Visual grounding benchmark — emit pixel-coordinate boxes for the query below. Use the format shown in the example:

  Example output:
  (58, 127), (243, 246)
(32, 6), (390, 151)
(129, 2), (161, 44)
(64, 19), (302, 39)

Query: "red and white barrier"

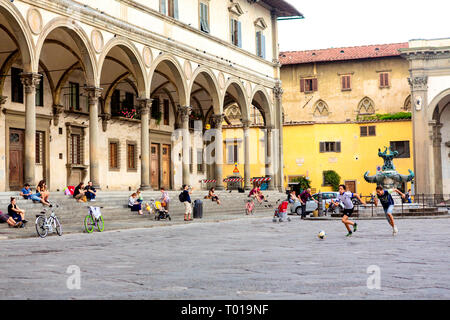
(250, 177), (271, 183)
(199, 179), (217, 183)
(223, 178), (244, 182)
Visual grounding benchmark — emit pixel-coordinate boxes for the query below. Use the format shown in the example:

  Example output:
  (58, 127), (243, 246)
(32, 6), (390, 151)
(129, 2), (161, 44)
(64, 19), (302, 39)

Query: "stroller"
(148, 199), (171, 221)
(272, 200), (291, 222)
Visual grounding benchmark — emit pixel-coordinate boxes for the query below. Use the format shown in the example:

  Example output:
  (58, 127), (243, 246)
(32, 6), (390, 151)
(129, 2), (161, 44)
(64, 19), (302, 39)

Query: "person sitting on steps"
(0, 209), (22, 228)
(7, 197), (27, 227)
(85, 181), (97, 202)
(207, 187), (221, 205)
(128, 193), (143, 215)
(73, 182), (86, 202)
(20, 183), (32, 200)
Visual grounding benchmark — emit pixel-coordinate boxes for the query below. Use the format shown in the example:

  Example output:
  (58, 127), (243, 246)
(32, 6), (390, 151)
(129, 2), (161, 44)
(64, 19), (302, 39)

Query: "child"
(331, 184), (364, 237)
(136, 189), (144, 203)
(374, 186), (402, 235)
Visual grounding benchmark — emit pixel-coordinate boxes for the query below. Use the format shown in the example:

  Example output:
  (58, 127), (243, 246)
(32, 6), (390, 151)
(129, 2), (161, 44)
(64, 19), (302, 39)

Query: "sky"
(278, 0), (450, 52)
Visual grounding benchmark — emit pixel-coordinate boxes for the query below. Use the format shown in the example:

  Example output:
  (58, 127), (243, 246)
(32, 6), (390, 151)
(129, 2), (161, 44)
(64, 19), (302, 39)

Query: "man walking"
(331, 184), (364, 237)
(299, 188), (317, 219)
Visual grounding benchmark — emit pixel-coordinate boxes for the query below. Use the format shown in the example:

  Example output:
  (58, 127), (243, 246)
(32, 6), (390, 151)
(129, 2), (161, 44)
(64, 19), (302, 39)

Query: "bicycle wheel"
(35, 216), (48, 238)
(84, 215), (95, 233)
(55, 217), (63, 236)
(96, 215), (105, 232)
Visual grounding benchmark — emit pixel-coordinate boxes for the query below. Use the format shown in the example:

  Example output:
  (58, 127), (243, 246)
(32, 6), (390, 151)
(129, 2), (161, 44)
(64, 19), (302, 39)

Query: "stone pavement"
(0, 216), (449, 300)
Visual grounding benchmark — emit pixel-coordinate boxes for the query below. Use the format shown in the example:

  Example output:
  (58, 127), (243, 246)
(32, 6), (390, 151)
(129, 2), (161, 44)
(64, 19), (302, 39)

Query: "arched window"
(358, 97), (375, 114)
(313, 100), (330, 117)
(404, 95), (411, 111)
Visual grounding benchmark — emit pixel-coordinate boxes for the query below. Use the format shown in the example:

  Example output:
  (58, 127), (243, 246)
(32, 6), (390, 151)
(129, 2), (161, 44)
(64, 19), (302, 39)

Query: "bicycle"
(84, 206), (104, 233)
(35, 203), (62, 238)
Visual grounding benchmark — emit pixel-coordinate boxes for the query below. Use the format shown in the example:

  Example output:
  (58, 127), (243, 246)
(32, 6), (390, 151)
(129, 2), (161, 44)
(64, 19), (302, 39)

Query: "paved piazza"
(0, 217), (449, 300)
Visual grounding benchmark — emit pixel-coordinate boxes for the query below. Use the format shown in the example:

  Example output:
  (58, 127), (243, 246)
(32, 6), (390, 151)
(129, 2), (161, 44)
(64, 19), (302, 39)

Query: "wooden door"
(151, 143), (159, 189)
(9, 128), (24, 190)
(345, 180), (356, 193)
(162, 144), (171, 189)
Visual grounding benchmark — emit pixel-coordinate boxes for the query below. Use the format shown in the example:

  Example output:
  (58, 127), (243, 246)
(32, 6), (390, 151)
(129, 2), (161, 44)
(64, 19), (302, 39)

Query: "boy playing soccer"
(331, 184), (365, 237)
(374, 186), (403, 235)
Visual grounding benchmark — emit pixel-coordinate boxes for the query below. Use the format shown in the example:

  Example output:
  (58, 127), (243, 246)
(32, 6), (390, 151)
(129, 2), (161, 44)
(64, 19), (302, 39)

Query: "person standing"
(331, 185), (364, 237)
(180, 185), (193, 221)
(299, 188), (317, 219)
(374, 186), (401, 235)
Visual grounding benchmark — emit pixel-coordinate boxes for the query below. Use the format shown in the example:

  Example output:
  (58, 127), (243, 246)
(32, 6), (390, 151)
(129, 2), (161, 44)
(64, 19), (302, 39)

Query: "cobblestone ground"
(0, 217), (449, 300)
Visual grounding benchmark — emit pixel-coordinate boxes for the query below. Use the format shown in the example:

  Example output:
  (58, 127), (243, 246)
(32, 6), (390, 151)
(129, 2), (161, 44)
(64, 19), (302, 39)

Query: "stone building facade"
(0, 0), (302, 191)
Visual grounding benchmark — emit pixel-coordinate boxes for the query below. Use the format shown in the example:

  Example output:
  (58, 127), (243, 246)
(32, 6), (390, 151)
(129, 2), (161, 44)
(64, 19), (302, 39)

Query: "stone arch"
(251, 85), (272, 126)
(223, 77), (249, 120)
(0, 0), (34, 72)
(313, 99), (330, 117)
(35, 17), (97, 86)
(427, 88), (450, 122)
(97, 37), (148, 98)
(188, 66), (221, 114)
(404, 95), (411, 111)
(357, 96), (375, 114)
(148, 54), (188, 107)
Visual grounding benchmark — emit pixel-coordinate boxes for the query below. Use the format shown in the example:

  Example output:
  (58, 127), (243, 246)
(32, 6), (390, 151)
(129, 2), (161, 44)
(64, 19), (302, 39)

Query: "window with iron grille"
(35, 131), (44, 164)
(70, 134), (81, 165)
(127, 143), (137, 171)
(390, 141), (410, 158)
(319, 141), (341, 153)
(109, 141), (120, 170)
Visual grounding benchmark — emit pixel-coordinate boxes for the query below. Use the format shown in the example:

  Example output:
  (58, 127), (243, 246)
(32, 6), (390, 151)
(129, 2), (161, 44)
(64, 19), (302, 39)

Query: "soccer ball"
(318, 230), (326, 239)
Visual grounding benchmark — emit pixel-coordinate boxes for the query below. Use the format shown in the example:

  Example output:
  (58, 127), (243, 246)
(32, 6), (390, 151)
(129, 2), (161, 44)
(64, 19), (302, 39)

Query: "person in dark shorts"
(374, 186), (402, 235)
(331, 185), (364, 237)
(7, 197), (27, 227)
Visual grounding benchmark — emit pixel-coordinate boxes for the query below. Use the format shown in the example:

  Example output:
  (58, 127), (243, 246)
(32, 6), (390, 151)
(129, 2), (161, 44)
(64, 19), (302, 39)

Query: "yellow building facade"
(222, 43), (415, 195)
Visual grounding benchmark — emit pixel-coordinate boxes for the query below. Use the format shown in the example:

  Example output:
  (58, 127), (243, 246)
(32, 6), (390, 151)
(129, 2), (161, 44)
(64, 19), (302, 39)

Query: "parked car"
(289, 192), (340, 215)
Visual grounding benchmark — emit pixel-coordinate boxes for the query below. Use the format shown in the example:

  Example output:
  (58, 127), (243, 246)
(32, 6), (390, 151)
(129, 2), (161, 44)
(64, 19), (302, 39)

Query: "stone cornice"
(26, 0), (277, 88)
(400, 47), (450, 60)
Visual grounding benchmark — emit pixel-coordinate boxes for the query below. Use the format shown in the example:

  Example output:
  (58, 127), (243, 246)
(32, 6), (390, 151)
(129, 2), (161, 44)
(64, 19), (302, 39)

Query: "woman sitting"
(207, 187), (221, 205)
(249, 184), (267, 204)
(36, 180), (50, 203)
(128, 193), (143, 215)
(0, 210), (22, 228)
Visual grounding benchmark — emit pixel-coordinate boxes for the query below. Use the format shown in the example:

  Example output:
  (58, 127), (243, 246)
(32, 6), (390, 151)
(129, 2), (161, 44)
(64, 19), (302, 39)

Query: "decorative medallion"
(218, 72), (225, 89)
(415, 95), (423, 111)
(142, 46), (152, 68)
(27, 8), (43, 35)
(184, 60), (192, 80)
(91, 29), (104, 54)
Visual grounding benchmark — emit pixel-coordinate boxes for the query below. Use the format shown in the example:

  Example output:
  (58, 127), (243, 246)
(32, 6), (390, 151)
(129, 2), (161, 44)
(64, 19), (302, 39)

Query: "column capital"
(241, 119), (251, 129)
(273, 82), (284, 100)
(20, 72), (41, 93)
(408, 76), (428, 91)
(84, 86), (103, 104)
(178, 105), (192, 122)
(210, 113), (225, 129)
(137, 98), (152, 115)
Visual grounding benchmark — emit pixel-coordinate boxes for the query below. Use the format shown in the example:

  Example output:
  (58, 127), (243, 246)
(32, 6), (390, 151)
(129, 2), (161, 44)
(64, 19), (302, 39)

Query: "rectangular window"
(230, 18), (242, 47)
(11, 67), (24, 103)
(151, 98), (160, 119)
(69, 82), (80, 110)
(390, 141), (410, 158)
(111, 89), (121, 116)
(360, 125), (376, 137)
(199, 2), (210, 33)
(70, 134), (81, 165)
(160, 0), (178, 19)
(319, 141), (341, 153)
(127, 143), (136, 170)
(109, 141), (119, 170)
(380, 72), (390, 88)
(227, 143), (239, 164)
(35, 131), (44, 165)
(35, 73), (44, 106)
(341, 75), (351, 91)
(197, 148), (203, 173)
(163, 99), (170, 125)
(300, 78), (318, 93)
(256, 31), (266, 58)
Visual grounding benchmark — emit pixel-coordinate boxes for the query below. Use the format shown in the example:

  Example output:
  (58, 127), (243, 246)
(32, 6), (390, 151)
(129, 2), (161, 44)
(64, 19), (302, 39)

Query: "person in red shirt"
(299, 188), (318, 219)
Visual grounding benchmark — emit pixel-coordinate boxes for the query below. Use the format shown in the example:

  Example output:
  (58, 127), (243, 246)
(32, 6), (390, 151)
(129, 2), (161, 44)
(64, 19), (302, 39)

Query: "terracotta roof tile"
(279, 43), (409, 65)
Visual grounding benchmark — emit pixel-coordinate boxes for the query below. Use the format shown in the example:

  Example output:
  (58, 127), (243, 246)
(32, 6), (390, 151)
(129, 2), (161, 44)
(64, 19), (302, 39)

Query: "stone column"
(273, 82), (284, 192)
(265, 125), (275, 190)
(211, 114), (225, 190)
(85, 86), (103, 189)
(21, 73), (41, 187)
(242, 119), (251, 190)
(430, 121), (443, 196)
(138, 98), (152, 190)
(179, 106), (191, 186)
(408, 76), (430, 194)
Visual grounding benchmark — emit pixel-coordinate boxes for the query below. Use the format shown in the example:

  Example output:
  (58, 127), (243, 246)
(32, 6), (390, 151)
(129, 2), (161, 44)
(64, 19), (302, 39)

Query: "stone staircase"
(0, 190), (287, 239)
